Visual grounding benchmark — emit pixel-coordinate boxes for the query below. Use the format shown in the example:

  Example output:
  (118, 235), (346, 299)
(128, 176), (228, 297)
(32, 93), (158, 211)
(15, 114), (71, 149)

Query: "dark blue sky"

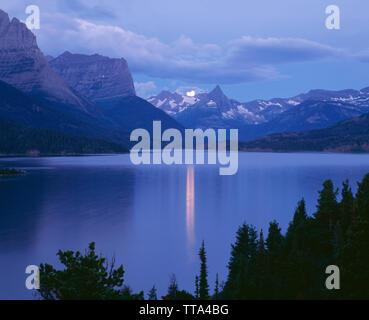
(3, 0), (369, 100)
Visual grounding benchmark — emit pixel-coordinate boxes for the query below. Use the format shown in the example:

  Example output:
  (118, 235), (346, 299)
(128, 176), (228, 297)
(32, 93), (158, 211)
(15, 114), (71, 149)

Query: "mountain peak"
(61, 50), (72, 57)
(0, 9), (9, 24)
(157, 90), (174, 97)
(360, 86), (369, 93)
(0, 9), (99, 114)
(208, 85), (230, 108)
(0, 10), (10, 36)
(10, 17), (21, 24)
(148, 90), (184, 105)
(50, 51), (136, 100)
(0, 11), (37, 50)
(210, 85), (224, 95)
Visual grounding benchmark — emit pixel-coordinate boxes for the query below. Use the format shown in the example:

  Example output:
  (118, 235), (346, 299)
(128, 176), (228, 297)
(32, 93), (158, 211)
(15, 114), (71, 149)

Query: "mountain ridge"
(241, 111), (369, 153)
(148, 85), (369, 137)
(49, 51), (136, 102)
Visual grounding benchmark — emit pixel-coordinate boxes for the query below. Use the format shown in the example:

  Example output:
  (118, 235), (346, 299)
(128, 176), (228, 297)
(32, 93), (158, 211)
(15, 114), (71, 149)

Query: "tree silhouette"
(198, 241), (209, 299)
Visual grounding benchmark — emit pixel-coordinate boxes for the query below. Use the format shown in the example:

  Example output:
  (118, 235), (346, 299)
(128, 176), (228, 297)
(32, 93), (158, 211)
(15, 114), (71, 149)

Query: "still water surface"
(1, 152), (369, 299)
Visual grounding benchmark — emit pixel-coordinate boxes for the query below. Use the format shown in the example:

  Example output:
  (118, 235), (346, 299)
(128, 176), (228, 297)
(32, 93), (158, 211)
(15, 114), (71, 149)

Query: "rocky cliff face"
(50, 52), (136, 102)
(0, 9), (98, 115)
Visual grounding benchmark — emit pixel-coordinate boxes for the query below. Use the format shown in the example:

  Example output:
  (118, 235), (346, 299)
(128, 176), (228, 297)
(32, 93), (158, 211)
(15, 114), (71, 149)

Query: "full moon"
(186, 90), (195, 97)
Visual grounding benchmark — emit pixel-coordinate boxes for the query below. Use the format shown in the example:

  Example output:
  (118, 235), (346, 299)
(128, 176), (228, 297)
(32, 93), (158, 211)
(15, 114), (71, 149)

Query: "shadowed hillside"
(241, 112), (369, 153)
(0, 117), (127, 155)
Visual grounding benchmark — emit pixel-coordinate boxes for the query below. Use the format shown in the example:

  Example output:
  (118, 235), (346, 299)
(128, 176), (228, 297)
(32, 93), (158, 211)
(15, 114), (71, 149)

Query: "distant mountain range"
(148, 85), (266, 128)
(241, 111), (369, 153)
(238, 99), (367, 141)
(148, 85), (369, 141)
(0, 7), (369, 155)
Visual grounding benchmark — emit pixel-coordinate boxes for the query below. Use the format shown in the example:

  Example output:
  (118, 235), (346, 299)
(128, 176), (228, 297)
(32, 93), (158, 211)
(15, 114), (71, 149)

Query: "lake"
(1, 152), (369, 299)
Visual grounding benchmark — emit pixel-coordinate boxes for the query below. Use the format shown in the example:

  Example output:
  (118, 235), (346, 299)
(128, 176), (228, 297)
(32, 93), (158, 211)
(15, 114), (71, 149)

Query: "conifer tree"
(258, 229), (265, 252)
(356, 173), (369, 218)
(341, 215), (369, 298)
(198, 241), (209, 299)
(333, 221), (344, 260)
(214, 273), (219, 300)
(148, 285), (157, 300)
(224, 223), (259, 299)
(195, 275), (199, 299)
(224, 223), (250, 298)
(315, 180), (339, 228)
(312, 180), (339, 259)
(253, 229), (269, 298)
(340, 180), (354, 232)
(167, 274), (178, 300)
(284, 199), (313, 298)
(340, 174), (369, 298)
(38, 242), (144, 300)
(285, 198), (309, 253)
(266, 220), (285, 298)
(266, 220), (284, 257)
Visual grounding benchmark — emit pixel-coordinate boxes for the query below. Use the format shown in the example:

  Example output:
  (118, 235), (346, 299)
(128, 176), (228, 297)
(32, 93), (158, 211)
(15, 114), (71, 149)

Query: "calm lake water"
(1, 152), (369, 299)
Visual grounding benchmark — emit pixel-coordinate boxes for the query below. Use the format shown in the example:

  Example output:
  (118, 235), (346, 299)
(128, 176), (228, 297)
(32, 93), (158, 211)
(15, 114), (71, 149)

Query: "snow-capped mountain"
(148, 85), (369, 130)
(147, 90), (199, 116)
(148, 85), (267, 128)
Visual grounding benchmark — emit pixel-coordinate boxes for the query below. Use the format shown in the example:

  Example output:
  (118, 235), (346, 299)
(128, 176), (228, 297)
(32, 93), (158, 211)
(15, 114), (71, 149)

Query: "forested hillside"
(0, 117), (127, 155)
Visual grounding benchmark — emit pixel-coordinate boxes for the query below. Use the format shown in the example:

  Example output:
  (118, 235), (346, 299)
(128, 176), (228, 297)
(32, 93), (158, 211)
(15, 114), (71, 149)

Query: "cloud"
(226, 36), (345, 66)
(355, 50), (369, 63)
(37, 15), (347, 85)
(175, 86), (206, 95)
(134, 81), (157, 98)
(56, 0), (117, 20)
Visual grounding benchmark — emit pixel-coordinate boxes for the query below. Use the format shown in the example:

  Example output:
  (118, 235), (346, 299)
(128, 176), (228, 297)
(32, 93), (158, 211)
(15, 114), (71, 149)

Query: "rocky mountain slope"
(0, 10), (99, 116)
(49, 51), (183, 135)
(50, 51), (136, 102)
(96, 95), (184, 135)
(0, 79), (129, 144)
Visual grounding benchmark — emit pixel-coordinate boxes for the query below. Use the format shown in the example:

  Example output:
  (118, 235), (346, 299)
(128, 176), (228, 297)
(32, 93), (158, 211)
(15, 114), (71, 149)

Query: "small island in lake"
(0, 168), (27, 177)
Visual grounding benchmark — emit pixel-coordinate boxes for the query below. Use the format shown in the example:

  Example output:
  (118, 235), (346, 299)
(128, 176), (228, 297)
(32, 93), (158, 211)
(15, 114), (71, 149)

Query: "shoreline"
(0, 168), (27, 177)
(2, 150), (369, 159)
(0, 152), (128, 158)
